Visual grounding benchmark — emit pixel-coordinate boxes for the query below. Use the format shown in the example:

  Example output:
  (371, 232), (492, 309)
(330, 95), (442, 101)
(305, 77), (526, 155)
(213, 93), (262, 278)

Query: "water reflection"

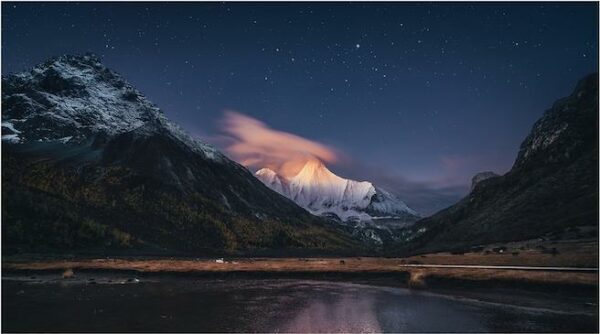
(283, 295), (382, 333)
(278, 282), (488, 332)
(2, 276), (596, 332)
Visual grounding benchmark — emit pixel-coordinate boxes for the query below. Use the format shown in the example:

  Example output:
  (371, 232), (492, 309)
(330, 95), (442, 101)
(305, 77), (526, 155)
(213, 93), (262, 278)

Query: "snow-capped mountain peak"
(255, 158), (419, 223)
(2, 54), (222, 161)
(288, 158), (374, 213)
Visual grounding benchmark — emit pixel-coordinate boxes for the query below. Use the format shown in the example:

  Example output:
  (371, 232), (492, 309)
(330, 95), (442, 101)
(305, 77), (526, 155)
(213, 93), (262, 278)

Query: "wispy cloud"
(218, 111), (339, 177)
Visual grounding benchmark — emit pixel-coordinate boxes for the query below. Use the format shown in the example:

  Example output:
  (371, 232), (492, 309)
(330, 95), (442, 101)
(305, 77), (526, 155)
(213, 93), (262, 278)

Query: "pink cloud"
(219, 111), (339, 177)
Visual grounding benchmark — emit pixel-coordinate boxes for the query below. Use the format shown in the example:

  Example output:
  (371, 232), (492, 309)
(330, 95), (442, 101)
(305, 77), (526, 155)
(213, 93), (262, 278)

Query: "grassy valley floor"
(4, 239), (598, 287)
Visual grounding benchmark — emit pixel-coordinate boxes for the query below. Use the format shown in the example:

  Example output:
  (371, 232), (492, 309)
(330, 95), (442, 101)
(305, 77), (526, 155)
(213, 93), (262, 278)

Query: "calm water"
(2, 274), (597, 332)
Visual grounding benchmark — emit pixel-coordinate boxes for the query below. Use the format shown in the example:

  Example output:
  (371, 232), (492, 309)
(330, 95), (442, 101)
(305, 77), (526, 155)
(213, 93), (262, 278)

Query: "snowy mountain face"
(255, 159), (419, 223)
(1, 54), (221, 161)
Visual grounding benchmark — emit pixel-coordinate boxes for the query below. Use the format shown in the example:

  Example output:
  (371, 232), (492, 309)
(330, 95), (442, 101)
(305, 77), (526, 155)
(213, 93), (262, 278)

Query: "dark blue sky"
(2, 2), (598, 214)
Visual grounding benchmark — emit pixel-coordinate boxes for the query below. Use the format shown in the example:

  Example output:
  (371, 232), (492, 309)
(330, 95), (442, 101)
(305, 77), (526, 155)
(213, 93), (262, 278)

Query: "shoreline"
(3, 257), (598, 289)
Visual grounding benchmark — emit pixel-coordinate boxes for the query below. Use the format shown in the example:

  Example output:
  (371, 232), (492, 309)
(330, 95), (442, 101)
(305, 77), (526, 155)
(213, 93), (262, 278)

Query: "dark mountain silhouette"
(1, 54), (360, 256)
(399, 73), (598, 254)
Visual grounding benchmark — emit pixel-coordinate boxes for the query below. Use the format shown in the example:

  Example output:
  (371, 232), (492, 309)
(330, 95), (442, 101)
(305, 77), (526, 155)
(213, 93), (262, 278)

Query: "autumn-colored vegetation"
(4, 256), (598, 287)
(2, 149), (360, 256)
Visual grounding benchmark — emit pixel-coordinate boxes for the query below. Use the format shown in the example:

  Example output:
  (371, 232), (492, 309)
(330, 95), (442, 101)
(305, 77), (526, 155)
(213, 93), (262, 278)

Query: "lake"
(2, 273), (597, 332)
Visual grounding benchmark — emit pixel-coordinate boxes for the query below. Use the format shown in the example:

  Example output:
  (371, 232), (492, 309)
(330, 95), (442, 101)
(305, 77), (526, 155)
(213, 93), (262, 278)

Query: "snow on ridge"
(368, 187), (417, 216)
(159, 117), (224, 161)
(256, 168), (287, 194)
(2, 134), (21, 143)
(2, 120), (21, 134)
(2, 54), (223, 162)
(1, 120), (22, 143)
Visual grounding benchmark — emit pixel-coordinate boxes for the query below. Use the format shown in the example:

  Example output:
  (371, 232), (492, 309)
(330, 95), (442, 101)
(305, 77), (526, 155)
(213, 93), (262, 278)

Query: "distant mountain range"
(397, 73), (598, 254)
(1, 54), (361, 255)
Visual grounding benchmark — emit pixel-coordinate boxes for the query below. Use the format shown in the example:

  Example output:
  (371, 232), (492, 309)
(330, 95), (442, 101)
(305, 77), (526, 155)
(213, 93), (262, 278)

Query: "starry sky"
(2, 2), (598, 215)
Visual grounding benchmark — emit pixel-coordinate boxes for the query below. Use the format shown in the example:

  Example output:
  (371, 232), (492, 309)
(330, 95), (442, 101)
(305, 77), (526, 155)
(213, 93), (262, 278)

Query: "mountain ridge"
(1, 54), (362, 256)
(1, 53), (222, 161)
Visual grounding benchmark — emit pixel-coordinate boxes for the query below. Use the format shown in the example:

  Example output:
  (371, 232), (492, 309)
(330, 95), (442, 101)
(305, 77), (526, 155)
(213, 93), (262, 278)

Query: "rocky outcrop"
(470, 171), (500, 191)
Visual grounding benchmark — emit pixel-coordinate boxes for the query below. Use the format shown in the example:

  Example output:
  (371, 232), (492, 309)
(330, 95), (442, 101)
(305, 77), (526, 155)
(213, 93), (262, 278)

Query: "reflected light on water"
(282, 295), (382, 333)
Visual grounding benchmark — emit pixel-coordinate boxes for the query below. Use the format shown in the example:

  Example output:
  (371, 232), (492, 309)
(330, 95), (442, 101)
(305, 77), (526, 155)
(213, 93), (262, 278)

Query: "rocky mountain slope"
(1, 54), (361, 255)
(399, 73), (598, 254)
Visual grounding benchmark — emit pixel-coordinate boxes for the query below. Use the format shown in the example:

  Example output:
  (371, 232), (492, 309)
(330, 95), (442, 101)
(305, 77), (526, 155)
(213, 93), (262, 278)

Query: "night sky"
(2, 2), (598, 214)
